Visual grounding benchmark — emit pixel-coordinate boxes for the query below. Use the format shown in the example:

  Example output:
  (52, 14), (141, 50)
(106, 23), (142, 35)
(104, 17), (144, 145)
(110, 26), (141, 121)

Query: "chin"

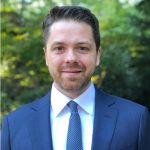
(61, 80), (89, 92)
(62, 84), (81, 91)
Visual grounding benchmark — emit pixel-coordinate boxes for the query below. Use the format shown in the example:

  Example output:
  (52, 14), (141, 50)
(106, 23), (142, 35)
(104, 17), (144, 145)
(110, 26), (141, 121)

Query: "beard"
(59, 74), (91, 92)
(51, 63), (94, 95)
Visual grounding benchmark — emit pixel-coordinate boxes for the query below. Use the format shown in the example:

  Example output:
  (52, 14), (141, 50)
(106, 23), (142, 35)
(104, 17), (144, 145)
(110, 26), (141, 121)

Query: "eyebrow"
(51, 41), (92, 46)
(51, 42), (65, 45)
(76, 42), (92, 46)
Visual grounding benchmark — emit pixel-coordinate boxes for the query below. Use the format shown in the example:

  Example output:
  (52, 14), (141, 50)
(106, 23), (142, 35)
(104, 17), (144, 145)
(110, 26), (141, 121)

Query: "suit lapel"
(92, 88), (118, 150)
(25, 87), (118, 150)
(28, 92), (53, 150)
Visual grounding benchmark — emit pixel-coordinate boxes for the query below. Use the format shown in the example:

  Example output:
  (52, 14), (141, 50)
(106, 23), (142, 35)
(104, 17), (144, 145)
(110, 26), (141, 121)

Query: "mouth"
(61, 70), (82, 76)
(62, 70), (82, 73)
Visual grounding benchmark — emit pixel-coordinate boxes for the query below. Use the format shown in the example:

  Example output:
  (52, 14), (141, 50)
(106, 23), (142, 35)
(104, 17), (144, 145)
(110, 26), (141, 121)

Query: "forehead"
(47, 20), (95, 44)
(49, 20), (93, 36)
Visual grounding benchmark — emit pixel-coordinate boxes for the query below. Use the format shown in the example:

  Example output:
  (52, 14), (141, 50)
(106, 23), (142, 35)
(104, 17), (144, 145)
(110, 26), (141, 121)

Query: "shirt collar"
(51, 82), (95, 117)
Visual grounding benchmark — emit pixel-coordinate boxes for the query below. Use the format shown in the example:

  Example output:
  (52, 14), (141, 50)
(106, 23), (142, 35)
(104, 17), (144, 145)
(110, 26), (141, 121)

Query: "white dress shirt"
(50, 82), (95, 150)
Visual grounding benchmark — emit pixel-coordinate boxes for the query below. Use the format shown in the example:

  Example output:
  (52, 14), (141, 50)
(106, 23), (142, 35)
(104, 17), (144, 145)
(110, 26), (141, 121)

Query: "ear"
(43, 47), (48, 66)
(43, 47), (46, 53)
(46, 61), (48, 66)
(96, 47), (102, 66)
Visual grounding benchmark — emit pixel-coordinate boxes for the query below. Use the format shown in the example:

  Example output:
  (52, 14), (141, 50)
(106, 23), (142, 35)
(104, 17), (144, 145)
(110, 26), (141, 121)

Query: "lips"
(61, 70), (82, 77)
(60, 64), (84, 76)
(62, 70), (82, 73)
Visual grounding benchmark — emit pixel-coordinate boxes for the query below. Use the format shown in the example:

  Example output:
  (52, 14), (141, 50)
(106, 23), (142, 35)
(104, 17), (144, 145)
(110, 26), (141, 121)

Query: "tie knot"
(67, 101), (78, 112)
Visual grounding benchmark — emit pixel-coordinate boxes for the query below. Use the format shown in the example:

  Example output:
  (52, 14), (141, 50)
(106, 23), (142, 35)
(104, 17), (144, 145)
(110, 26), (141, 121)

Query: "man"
(1, 6), (150, 150)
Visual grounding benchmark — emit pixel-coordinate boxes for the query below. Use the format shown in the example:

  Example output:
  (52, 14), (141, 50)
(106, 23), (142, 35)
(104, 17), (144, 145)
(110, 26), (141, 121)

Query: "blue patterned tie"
(66, 101), (83, 150)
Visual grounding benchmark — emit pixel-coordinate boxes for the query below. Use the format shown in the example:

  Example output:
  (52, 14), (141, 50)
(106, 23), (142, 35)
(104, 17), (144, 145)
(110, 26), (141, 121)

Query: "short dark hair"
(42, 6), (100, 50)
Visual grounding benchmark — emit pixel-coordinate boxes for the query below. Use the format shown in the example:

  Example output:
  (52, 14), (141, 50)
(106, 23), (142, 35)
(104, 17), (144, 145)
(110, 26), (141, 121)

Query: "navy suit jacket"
(1, 87), (150, 150)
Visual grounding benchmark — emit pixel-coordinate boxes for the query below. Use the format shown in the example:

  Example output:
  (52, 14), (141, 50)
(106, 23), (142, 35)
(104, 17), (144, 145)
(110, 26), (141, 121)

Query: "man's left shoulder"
(113, 94), (146, 111)
(96, 87), (148, 113)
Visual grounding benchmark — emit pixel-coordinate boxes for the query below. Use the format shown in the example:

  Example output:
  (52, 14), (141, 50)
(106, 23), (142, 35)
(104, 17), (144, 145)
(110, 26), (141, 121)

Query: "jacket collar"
(91, 87), (118, 150)
(29, 87), (118, 150)
(29, 92), (53, 150)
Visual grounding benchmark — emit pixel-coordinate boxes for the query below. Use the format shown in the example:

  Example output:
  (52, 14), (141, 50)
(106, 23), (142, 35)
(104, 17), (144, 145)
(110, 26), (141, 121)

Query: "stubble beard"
(62, 77), (90, 91)
(51, 63), (95, 97)
(54, 74), (92, 98)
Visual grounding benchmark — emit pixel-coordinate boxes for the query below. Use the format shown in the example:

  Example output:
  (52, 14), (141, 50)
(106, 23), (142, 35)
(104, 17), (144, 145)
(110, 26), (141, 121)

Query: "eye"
(78, 46), (89, 52)
(53, 46), (65, 52)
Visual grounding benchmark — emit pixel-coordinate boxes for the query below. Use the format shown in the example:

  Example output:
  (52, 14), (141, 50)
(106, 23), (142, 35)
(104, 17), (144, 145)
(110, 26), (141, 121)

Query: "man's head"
(42, 6), (100, 50)
(43, 6), (101, 98)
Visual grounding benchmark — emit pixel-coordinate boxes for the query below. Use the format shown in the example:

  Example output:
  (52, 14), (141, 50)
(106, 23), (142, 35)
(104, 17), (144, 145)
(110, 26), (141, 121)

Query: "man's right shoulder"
(4, 91), (51, 121)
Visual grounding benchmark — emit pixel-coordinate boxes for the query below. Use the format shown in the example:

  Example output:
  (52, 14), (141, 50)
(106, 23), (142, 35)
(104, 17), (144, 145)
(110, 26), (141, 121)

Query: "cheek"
(46, 53), (60, 65)
(82, 56), (97, 68)
(47, 57), (63, 72)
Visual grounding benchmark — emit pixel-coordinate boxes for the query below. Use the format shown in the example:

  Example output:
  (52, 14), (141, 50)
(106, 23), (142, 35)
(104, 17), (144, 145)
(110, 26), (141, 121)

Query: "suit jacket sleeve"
(138, 108), (150, 150)
(1, 116), (11, 150)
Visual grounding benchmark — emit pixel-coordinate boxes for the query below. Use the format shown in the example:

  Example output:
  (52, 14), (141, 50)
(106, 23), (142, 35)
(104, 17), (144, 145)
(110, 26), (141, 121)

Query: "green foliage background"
(1, 0), (150, 117)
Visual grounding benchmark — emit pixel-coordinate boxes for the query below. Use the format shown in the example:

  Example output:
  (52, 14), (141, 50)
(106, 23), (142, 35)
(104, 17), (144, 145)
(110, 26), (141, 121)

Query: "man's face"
(45, 20), (100, 96)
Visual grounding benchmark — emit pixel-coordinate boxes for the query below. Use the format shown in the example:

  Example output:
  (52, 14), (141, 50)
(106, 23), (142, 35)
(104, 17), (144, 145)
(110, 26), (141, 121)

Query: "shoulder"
(95, 87), (148, 114)
(95, 87), (150, 132)
(3, 92), (51, 122)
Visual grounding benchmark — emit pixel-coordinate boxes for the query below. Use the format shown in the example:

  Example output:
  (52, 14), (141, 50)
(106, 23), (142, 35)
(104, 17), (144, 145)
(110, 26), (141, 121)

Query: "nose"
(65, 50), (78, 63)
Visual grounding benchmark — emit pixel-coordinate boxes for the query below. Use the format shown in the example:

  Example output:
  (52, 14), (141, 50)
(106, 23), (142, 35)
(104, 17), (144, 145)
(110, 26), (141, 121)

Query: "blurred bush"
(1, 0), (150, 118)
